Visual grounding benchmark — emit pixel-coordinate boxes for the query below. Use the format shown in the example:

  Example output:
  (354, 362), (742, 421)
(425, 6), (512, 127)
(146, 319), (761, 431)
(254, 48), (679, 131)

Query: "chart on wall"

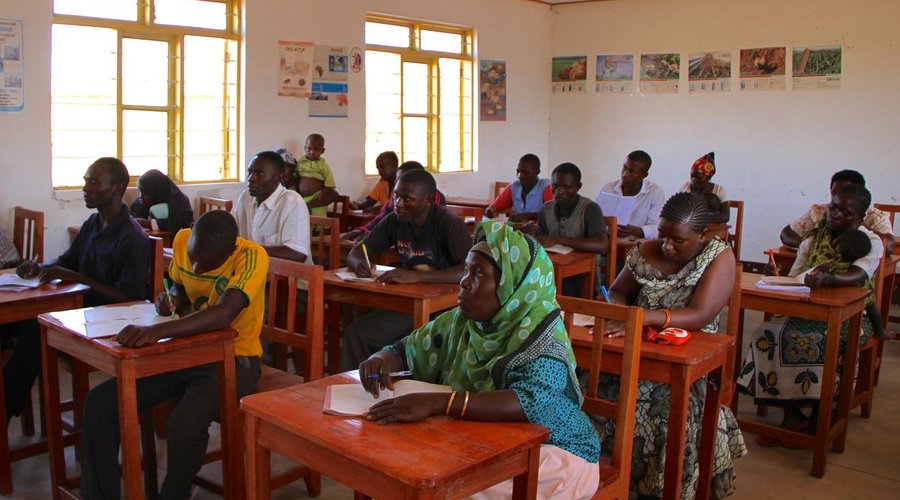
(595, 55), (634, 94)
(639, 53), (680, 93)
(739, 47), (785, 91)
(479, 59), (506, 121)
(792, 45), (841, 91)
(688, 51), (731, 93)
(552, 56), (587, 93)
(278, 40), (314, 97)
(309, 45), (349, 118)
(0, 17), (24, 112)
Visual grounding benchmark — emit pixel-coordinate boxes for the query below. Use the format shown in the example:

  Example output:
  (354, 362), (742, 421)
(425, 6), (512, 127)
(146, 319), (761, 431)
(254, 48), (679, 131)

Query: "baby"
(294, 133), (338, 216)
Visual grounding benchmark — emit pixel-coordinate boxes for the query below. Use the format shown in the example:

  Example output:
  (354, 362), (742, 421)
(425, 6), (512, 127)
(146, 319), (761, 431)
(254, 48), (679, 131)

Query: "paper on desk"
(324, 380), (451, 416)
(84, 303), (160, 323)
(0, 274), (41, 292)
(83, 315), (176, 338)
(755, 278), (810, 294)
(543, 244), (573, 255)
(335, 265), (395, 282)
(596, 192), (637, 223)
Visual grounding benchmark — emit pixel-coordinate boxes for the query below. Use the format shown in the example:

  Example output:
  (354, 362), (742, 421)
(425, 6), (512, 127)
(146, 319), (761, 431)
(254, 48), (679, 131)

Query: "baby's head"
(833, 228), (871, 263)
(304, 133), (325, 161)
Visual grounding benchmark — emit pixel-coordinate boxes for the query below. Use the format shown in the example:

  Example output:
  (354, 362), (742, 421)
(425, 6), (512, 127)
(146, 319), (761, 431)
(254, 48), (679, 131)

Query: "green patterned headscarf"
(397, 221), (576, 392)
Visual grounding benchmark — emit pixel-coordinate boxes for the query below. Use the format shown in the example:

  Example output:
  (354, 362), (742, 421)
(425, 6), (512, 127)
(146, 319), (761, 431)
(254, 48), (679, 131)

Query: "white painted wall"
(548, 0), (900, 260)
(0, 0), (551, 258)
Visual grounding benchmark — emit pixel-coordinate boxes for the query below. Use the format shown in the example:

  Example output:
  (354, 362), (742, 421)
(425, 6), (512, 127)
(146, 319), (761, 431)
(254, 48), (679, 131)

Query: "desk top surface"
(324, 269), (459, 299)
(570, 327), (732, 366)
(240, 371), (548, 487)
(0, 268), (90, 305)
(740, 272), (870, 306)
(547, 251), (597, 266)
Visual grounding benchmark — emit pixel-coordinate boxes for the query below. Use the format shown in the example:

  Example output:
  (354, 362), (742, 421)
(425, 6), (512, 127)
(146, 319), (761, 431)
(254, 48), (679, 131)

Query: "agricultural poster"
(595, 55), (634, 94)
(639, 53), (680, 94)
(793, 45), (842, 91)
(0, 18), (24, 112)
(688, 51), (731, 93)
(278, 40), (314, 97)
(479, 59), (506, 121)
(739, 47), (786, 91)
(552, 56), (587, 94)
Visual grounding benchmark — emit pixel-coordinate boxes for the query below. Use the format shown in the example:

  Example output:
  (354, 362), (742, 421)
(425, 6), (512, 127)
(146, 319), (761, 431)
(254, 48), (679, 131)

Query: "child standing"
(296, 133), (338, 216)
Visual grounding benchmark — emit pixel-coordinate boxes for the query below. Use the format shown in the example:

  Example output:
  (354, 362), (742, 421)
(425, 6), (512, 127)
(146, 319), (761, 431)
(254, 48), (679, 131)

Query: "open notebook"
(755, 275), (810, 293)
(323, 380), (451, 416)
(0, 274), (42, 292)
(83, 303), (178, 338)
(334, 265), (395, 283)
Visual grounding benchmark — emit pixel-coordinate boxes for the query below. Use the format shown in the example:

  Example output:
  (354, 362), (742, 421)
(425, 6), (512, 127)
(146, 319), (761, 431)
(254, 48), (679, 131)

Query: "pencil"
(767, 249), (779, 276)
(361, 243), (372, 270)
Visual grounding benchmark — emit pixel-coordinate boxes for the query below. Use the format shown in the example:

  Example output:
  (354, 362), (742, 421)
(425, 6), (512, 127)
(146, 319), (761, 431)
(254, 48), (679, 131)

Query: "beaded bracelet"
(460, 391), (471, 418)
(445, 391), (457, 416)
(660, 309), (672, 330)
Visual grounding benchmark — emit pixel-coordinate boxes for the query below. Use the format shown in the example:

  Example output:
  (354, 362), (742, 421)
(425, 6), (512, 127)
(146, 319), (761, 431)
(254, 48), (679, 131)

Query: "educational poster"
(688, 51), (731, 93)
(278, 40), (314, 97)
(793, 45), (842, 91)
(479, 59), (506, 121)
(552, 56), (587, 93)
(639, 53), (680, 93)
(313, 45), (349, 82)
(739, 47), (786, 91)
(595, 55), (634, 94)
(0, 18), (24, 112)
(309, 81), (349, 118)
(350, 46), (363, 73)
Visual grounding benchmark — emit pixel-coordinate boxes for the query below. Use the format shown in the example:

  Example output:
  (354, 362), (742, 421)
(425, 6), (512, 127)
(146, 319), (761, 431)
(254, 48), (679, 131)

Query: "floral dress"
(593, 238), (747, 499)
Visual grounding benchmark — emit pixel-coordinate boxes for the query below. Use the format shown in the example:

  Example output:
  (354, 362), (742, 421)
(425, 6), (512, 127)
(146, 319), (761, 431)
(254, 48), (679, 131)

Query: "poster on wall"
(313, 45), (349, 82)
(739, 47), (786, 91)
(479, 59), (506, 121)
(688, 51), (731, 93)
(595, 55), (634, 94)
(793, 45), (842, 91)
(0, 18), (24, 112)
(552, 56), (587, 94)
(309, 81), (349, 118)
(278, 40), (314, 97)
(639, 53), (680, 94)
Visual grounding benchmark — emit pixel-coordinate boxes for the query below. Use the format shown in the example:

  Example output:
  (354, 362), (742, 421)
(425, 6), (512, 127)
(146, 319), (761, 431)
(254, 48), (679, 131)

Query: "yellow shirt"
(368, 179), (392, 205)
(169, 229), (268, 356)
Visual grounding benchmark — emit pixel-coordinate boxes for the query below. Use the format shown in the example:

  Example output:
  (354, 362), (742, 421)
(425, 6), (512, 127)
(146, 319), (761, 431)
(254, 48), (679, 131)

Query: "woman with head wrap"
(679, 152), (730, 223)
(359, 221), (600, 499)
(129, 169), (194, 232)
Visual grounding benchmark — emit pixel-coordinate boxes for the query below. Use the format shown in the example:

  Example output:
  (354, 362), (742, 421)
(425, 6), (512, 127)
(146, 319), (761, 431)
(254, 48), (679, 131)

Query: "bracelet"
(445, 391), (457, 416)
(460, 391), (471, 418)
(660, 309), (672, 330)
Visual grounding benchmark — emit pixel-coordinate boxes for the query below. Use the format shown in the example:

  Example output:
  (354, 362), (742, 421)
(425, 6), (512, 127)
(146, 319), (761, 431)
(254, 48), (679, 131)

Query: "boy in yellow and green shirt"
(296, 133), (338, 216)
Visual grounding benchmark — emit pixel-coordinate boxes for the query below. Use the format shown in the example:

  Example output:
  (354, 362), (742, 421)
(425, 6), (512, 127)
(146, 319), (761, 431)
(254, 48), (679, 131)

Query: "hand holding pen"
(766, 249), (781, 276)
(16, 252), (41, 279)
(355, 243), (375, 278)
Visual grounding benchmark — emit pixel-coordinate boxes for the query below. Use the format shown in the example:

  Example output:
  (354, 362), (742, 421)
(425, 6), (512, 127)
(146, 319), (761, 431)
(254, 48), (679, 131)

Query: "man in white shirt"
(596, 150), (666, 240)
(232, 151), (311, 262)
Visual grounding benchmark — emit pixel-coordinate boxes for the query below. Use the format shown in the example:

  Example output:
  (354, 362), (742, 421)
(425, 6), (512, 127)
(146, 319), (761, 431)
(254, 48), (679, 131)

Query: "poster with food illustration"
(595, 55), (634, 94)
(480, 59), (506, 121)
(739, 47), (786, 91)
(792, 45), (841, 91)
(278, 40), (314, 97)
(639, 53), (680, 93)
(552, 56), (587, 93)
(688, 51), (731, 93)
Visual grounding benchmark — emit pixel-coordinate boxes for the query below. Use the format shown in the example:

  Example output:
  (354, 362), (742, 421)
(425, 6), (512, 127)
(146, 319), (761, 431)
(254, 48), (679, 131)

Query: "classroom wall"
(0, 0), (551, 258)
(547, 0), (900, 261)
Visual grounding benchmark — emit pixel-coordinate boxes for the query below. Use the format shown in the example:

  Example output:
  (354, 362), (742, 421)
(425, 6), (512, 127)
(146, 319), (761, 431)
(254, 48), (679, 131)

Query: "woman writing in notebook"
(359, 221), (600, 499)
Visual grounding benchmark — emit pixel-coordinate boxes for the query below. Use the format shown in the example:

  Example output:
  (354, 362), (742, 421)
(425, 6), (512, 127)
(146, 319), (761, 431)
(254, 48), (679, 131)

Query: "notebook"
(83, 303), (178, 338)
(334, 265), (395, 282)
(0, 274), (41, 292)
(755, 276), (810, 293)
(543, 244), (573, 255)
(323, 379), (452, 416)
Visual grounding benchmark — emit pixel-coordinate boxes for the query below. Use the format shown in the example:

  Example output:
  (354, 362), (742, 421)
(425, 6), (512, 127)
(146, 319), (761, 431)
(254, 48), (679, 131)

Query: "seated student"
(341, 161), (448, 242)
(679, 152), (730, 223)
(351, 151), (399, 212)
(596, 150), (666, 239)
(0, 226), (19, 269)
(531, 162), (608, 297)
(296, 133), (339, 217)
(232, 151), (310, 262)
(8, 157), (149, 425)
(339, 168), (471, 370)
(483, 153), (552, 222)
(129, 169), (194, 232)
(780, 169), (895, 254)
(80, 211), (267, 500)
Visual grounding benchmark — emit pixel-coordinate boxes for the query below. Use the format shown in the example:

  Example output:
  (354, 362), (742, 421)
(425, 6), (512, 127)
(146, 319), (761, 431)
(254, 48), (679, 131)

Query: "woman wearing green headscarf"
(360, 221), (600, 499)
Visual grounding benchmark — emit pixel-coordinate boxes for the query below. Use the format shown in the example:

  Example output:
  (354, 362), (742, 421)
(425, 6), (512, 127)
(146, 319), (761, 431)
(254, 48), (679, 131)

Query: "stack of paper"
(323, 380), (451, 416)
(0, 274), (41, 292)
(596, 192), (637, 223)
(755, 276), (810, 293)
(335, 265), (395, 282)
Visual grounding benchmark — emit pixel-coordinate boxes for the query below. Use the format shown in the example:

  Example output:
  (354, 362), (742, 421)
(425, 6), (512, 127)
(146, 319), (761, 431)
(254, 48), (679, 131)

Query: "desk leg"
(413, 301), (429, 329)
(327, 300), (342, 374)
(812, 308), (842, 478)
(219, 346), (241, 499)
(663, 367), (690, 500)
(695, 366), (723, 500)
(511, 444), (540, 500)
(117, 365), (143, 500)
(244, 414), (270, 500)
(41, 326), (65, 500)
(0, 341), (11, 494)
(833, 311), (862, 454)
(584, 264), (596, 300)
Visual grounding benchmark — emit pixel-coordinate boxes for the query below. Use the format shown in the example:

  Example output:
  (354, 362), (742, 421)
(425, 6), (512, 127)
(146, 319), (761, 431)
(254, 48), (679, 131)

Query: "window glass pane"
(402, 117), (428, 166)
(402, 62), (429, 115)
(54, 0), (137, 21)
(122, 38), (170, 106)
(438, 58), (462, 171)
(154, 0), (227, 30)
(122, 110), (169, 178)
(365, 50), (401, 175)
(52, 25), (117, 187)
(183, 36), (233, 182)
(365, 22), (410, 48)
(421, 30), (462, 54)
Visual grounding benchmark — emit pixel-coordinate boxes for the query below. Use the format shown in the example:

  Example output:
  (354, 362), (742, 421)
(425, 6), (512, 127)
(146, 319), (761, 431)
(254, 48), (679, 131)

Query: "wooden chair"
(309, 216), (341, 270)
(602, 216), (618, 290)
(13, 207), (43, 263)
(493, 181), (509, 200)
(328, 195), (352, 232)
(723, 266), (743, 409)
(197, 196), (232, 216)
(873, 203), (899, 324)
(727, 200), (744, 261)
(557, 297), (642, 500)
(850, 246), (889, 418)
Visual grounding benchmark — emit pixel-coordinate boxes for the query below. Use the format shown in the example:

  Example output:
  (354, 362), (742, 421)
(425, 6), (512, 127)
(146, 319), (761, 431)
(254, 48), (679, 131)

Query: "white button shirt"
(597, 179), (666, 240)
(232, 184), (311, 261)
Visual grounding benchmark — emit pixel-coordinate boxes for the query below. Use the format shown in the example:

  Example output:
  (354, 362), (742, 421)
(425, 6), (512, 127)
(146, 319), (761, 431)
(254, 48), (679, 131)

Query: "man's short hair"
(377, 151), (400, 166)
(253, 151), (285, 172)
(192, 210), (238, 256)
(397, 168), (437, 198)
(91, 157), (130, 187)
(306, 133), (325, 145)
(398, 160), (425, 172)
(627, 150), (653, 170)
(831, 169), (865, 187)
(519, 153), (541, 170)
(552, 162), (582, 182)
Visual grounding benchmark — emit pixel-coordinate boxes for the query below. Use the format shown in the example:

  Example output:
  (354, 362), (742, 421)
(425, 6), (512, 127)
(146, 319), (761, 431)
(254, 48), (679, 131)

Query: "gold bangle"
(460, 391), (471, 418)
(445, 391), (457, 416)
(660, 309), (672, 330)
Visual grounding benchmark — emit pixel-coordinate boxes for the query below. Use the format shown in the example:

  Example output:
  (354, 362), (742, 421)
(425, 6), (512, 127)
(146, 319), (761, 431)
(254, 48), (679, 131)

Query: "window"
(365, 16), (474, 174)
(51, 0), (240, 187)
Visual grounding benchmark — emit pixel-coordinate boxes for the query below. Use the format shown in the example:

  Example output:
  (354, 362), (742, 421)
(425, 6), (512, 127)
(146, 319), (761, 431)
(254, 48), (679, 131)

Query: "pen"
(25, 252), (41, 277)
(361, 243), (372, 271)
(163, 277), (176, 315)
(367, 370), (412, 379)
(767, 249), (779, 276)
(599, 284), (611, 302)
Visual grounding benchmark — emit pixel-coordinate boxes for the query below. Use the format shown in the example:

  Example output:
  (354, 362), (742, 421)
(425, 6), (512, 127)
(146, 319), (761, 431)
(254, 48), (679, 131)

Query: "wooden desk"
(0, 270), (89, 495)
(445, 196), (492, 209)
(38, 305), (240, 500)
(241, 371), (548, 500)
(346, 211), (376, 230)
(548, 252), (596, 299)
(737, 272), (869, 477)
(570, 328), (732, 500)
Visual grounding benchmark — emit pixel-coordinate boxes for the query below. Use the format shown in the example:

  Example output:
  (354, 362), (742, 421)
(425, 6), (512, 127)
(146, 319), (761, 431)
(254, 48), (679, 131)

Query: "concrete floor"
(5, 309), (899, 499)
